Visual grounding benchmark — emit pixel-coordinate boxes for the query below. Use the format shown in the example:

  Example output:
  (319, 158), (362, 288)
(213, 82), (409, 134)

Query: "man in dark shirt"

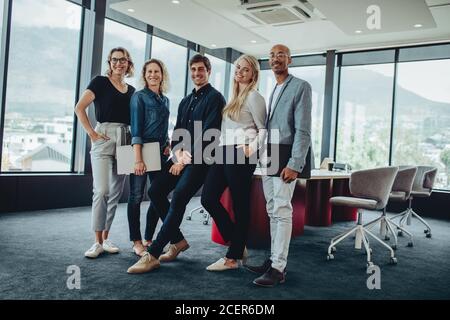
(128, 54), (226, 274)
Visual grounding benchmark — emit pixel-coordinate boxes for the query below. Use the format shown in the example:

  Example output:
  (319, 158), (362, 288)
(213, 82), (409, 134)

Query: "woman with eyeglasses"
(201, 54), (267, 271)
(75, 47), (136, 259)
(127, 59), (171, 257)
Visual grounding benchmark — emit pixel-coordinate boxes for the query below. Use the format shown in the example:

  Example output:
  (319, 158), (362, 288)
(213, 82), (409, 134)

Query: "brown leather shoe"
(159, 239), (190, 262)
(253, 267), (286, 287)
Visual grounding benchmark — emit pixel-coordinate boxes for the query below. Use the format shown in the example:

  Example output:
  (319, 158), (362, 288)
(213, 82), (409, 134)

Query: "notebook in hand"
(116, 142), (161, 175)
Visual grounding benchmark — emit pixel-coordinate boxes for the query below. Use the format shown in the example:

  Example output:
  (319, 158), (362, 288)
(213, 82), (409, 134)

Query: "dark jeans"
(127, 171), (159, 242)
(201, 145), (256, 260)
(147, 159), (209, 258)
(127, 153), (168, 242)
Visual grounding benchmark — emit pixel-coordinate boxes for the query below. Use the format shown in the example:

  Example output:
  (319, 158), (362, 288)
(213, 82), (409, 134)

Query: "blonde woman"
(127, 59), (171, 256)
(75, 47), (135, 258)
(201, 54), (267, 271)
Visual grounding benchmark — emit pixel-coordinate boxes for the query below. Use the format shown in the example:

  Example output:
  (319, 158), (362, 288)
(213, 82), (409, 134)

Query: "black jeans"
(201, 145), (256, 260)
(147, 159), (209, 258)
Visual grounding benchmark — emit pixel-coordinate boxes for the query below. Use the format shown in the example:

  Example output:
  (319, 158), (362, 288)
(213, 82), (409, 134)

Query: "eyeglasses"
(110, 57), (128, 64)
(269, 52), (288, 59)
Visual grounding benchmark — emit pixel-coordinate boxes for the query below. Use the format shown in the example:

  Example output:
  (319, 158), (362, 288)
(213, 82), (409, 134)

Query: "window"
(392, 59), (450, 190)
(2, 0), (82, 172)
(206, 54), (226, 95)
(228, 63), (235, 102)
(259, 66), (326, 167)
(101, 18), (146, 89)
(0, 0), (4, 37)
(151, 36), (187, 130)
(335, 64), (394, 170)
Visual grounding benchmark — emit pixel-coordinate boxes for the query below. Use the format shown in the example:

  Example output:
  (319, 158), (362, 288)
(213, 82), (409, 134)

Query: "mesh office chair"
(364, 166), (417, 250)
(390, 166), (437, 238)
(327, 166), (399, 268)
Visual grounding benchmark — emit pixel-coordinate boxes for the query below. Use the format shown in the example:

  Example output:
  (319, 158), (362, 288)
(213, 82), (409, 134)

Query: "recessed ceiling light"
(211, 44), (217, 48)
(127, 8), (135, 12)
(172, 0), (180, 4)
(355, 30), (362, 34)
(251, 40), (257, 43)
(414, 24), (423, 28)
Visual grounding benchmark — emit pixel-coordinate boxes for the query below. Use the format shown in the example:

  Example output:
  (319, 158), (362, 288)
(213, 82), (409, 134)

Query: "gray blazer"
(267, 74), (312, 172)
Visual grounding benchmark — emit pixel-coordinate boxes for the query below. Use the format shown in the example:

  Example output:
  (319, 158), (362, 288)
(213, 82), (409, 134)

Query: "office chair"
(390, 165), (437, 238)
(364, 166), (417, 250)
(186, 206), (210, 225)
(326, 166), (399, 268)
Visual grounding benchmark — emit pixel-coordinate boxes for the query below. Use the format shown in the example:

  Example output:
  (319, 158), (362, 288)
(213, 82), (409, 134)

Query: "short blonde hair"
(105, 47), (135, 78)
(141, 59), (170, 94)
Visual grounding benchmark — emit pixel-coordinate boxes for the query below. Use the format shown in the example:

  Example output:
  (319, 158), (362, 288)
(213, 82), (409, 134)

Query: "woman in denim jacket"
(128, 59), (171, 256)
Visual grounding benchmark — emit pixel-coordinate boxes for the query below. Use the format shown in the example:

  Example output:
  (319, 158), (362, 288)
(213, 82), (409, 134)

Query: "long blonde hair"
(223, 54), (260, 121)
(141, 59), (170, 94)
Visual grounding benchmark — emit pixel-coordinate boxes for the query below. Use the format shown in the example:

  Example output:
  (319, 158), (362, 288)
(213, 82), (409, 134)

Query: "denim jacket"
(130, 87), (170, 150)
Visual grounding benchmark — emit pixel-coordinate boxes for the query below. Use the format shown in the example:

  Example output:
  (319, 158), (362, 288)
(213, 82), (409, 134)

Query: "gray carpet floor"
(1, 197), (449, 300)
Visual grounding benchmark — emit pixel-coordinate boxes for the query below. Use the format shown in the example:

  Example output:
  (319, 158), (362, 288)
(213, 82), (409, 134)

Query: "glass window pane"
(2, 0), (82, 172)
(151, 36), (187, 131)
(335, 64), (394, 169)
(0, 1), (4, 37)
(392, 60), (450, 190)
(101, 18), (146, 89)
(259, 67), (326, 168)
(228, 63), (235, 102)
(206, 54), (226, 95)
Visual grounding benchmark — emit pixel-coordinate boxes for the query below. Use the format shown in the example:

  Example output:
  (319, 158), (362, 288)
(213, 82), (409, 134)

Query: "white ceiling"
(110, 0), (450, 58)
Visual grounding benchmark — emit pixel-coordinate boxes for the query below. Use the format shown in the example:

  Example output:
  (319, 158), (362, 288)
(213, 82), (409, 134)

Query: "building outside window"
(2, 0), (82, 172)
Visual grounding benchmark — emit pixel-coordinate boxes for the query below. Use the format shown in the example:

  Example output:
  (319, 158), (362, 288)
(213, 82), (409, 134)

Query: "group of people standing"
(74, 43), (312, 288)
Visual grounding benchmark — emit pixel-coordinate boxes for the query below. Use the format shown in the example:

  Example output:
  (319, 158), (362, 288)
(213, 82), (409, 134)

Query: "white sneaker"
(84, 242), (104, 258)
(103, 239), (120, 254)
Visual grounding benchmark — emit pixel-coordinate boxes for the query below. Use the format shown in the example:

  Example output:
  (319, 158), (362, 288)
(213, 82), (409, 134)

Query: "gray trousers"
(262, 176), (296, 272)
(90, 122), (128, 232)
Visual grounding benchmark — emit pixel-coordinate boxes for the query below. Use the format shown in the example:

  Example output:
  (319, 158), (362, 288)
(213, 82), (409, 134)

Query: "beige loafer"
(206, 258), (239, 271)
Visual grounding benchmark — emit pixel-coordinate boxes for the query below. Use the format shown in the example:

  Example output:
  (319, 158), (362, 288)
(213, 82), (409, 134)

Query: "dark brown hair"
(189, 54), (211, 72)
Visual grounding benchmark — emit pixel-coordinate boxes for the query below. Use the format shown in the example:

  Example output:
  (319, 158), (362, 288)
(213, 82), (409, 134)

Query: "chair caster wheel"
(203, 221), (208, 225)
(424, 229), (429, 234)
(398, 231), (403, 237)
(200, 209), (204, 214)
(407, 241), (414, 247)
(426, 233), (432, 238)
(391, 245), (397, 250)
(366, 261), (374, 268)
(331, 247), (337, 253)
(326, 254), (334, 261)
(390, 257), (398, 265)
(186, 216), (192, 220)
(384, 236), (390, 241)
